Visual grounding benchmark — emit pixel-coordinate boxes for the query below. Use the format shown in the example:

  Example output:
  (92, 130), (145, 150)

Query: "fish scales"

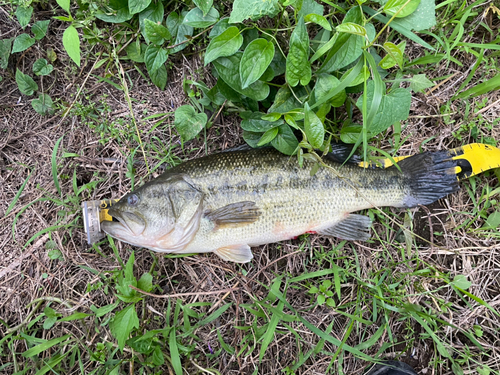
(102, 147), (459, 262)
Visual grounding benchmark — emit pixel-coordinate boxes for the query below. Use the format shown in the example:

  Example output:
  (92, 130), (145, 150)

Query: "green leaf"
(356, 81), (411, 136)
(336, 22), (367, 37)
(257, 127), (279, 146)
(240, 39), (274, 88)
(144, 45), (168, 73)
(169, 328), (182, 375)
(149, 64), (168, 90)
(341, 65), (370, 87)
(129, 0), (151, 15)
(33, 59), (54, 76)
(56, 0), (70, 13)
(455, 73), (500, 99)
(0, 38), (12, 69)
(111, 304), (139, 351)
(184, 7), (219, 28)
(90, 301), (120, 317)
(379, 41), (406, 69)
(144, 19), (171, 46)
(204, 26), (243, 66)
(452, 275), (471, 290)
(209, 18), (231, 38)
(174, 105), (208, 142)
(298, 0), (324, 19)
(194, 0), (213, 16)
(139, 2), (164, 43)
(32, 94), (54, 115)
(152, 345), (165, 366)
(271, 124), (299, 155)
(168, 12), (193, 53)
(138, 273), (153, 292)
(286, 17), (311, 87)
(408, 74), (433, 93)
(96, 0), (132, 23)
(384, 0), (421, 18)
(229, 0), (280, 23)
(483, 211), (500, 229)
(213, 53), (270, 101)
(62, 26), (80, 66)
(15, 69), (38, 96)
(126, 41), (145, 63)
(22, 335), (71, 357)
(241, 114), (282, 132)
(320, 7), (364, 73)
(12, 34), (35, 53)
(32, 20), (50, 40)
(389, 0), (435, 31)
(304, 103), (324, 148)
(314, 74), (346, 107)
(304, 14), (331, 31)
(16, 6), (33, 29)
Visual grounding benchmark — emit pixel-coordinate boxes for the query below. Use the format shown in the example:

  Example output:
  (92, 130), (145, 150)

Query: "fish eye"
(127, 194), (139, 206)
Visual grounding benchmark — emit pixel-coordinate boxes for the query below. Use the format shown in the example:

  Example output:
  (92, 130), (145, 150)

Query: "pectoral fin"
(214, 244), (253, 263)
(204, 201), (261, 229)
(318, 214), (372, 241)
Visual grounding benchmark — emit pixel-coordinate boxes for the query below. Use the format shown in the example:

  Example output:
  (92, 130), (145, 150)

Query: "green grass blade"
(5, 170), (32, 216)
(454, 73), (500, 99)
(22, 334), (71, 358)
(198, 303), (232, 326)
(52, 136), (64, 197)
(169, 329), (182, 375)
(259, 300), (283, 361)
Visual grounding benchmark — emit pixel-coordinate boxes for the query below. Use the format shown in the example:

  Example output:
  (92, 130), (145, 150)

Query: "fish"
(101, 143), (494, 263)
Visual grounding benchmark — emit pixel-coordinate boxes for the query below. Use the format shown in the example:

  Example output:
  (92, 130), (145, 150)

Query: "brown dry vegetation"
(1, 2), (500, 375)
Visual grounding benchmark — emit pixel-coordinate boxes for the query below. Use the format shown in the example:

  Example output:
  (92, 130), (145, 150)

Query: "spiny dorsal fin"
(204, 201), (261, 229)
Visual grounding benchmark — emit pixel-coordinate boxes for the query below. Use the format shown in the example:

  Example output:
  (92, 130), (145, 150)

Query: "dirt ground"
(1, 4), (500, 375)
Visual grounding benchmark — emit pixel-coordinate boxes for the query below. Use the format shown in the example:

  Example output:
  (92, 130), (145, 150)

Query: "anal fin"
(214, 244), (253, 263)
(318, 214), (372, 241)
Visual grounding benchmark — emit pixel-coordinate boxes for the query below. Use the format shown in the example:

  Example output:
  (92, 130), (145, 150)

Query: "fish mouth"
(102, 209), (146, 238)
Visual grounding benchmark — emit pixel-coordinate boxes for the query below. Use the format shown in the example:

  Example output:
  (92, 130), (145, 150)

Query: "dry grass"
(1, 2), (500, 374)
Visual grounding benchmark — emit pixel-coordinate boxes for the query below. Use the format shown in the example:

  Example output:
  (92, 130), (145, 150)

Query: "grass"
(1, 0), (500, 374)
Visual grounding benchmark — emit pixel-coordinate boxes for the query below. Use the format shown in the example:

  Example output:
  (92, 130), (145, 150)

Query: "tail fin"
(390, 151), (460, 208)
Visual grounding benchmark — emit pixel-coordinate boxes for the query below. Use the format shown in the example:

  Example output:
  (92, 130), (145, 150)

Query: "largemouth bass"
(100, 144), (483, 263)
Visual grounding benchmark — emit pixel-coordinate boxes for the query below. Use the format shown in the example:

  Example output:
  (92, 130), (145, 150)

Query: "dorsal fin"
(324, 141), (362, 165)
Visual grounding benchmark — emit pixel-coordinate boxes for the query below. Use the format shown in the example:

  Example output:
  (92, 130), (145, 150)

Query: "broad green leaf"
(452, 275), (471, 290)
(209, 18), (231, 38)
(286, 17), (311, 87)
(304, 103), (324, 148)
(12, 34), (35, 53)
(32, 20), (50, 40)
(242, 130), (262, 148)
(341, 65), (370, 87)
(271, 124), (299, 155)
(336, 22), (367, 37)
(257, 127), (279, 146)
(184, 7), (219, 28)
(320, 7), (364, 73)
(174, 105), (208, 142)
(390, 0), (435, 31)
(304, 14), (331, 31)
(384, 0), (421, 18)
(483, 211), (500, 229)
(314, 74), (346, 107)
(408, 74), (433, 93)
(204, 26), (243, 65)
(229, 0), (280, 23)
(33, 59), (54, 76)
(193, 0), (213, 16)
(152, 345), (165, 366)
(62, 26), (80, 66)
(111, 304), (139, 351)
(56, 0), (70, 13)
(213, 53), (270, 101)
(267, 86), (303, 114)
(138, 273), (153, 292)
(340, 123), (365, 143)
(31, 94), (54, 115)
(139, 2), (164, 43)
(144, 45), (168, 73)
(298, 0), (324, 19)
(455, 73), (500, 99)
(240, 39), (274, 88)
(144, 19), (171, 45)
(240, 114), (283, 132)
(356, 81), (411, 136)
(129, 0), (151, 15)
(15, 69), (38, 95)
(126, 41), (145, 62)
(16, 6), (33, 29)
(379, 41), (405, 69)
(96, 0), (132, 23)
(22, 335), (71, 358)
(0, 38), (12, 69)
(168, 12), (193, 54)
